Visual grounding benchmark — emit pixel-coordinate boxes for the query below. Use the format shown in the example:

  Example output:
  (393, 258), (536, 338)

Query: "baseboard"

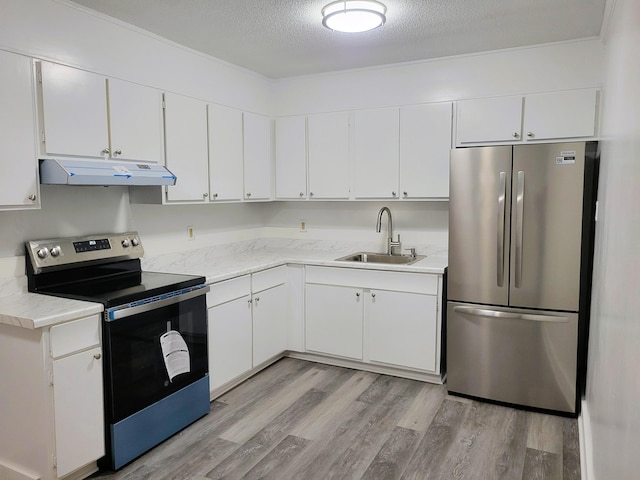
(0, 460), (40, 480)
(579, 399), (595, 480)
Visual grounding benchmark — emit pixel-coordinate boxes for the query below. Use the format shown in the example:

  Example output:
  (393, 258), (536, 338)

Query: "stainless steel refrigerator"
(446, 142), (598, 415)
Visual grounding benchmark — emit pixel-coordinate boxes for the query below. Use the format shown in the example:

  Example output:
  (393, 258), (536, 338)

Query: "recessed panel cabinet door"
(275, 115), (307, 199)
(208, 296), (252, 390)
(367, 290), (438, 372)
(305, 283), (363, 360)
(208, 104), (244, 201)
(52, 347), (105, 478)
(164, 92), (209, 202)
(243, 112), (272, 200)
(400, 103), (452, 199)
(107, 78), (164, 163)
(252, 284), (288, 366)
(307, 112), (350, 199)
(353, 108), (399, 199)
(0, 50), (39, 209)
(40, 62), (109, 157)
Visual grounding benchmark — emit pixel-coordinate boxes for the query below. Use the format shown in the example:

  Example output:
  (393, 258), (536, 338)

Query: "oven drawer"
(50, 315), (101, 359)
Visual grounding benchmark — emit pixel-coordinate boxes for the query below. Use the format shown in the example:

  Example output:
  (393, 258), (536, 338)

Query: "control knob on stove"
(36, 247), (49, 259)
(50, 246), (61, 257)
(131, 237), (139, 247)
(121, 238), (131, 248)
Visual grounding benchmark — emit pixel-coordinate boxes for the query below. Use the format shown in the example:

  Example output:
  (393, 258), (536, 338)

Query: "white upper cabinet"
(107, 78), (164, 162)
(456, 95), (523, 144)
(353, 108), (400, 199)
(39, 62), (164, 162)
(456, 89), (598, 145)
(243, 112), (272, 201)
(39, 62), (109, 158)
(307, 112), (350, 199)
(164, 92), (209, 202)
(399, 103), (452, 199)
(275, 115), (307, 199)
(208, 104), (244, 201)
(523, 89), (597, 141)
(0, 50), (39, 210)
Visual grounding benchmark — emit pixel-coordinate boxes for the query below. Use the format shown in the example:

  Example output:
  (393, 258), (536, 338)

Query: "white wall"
(583, 0), (640, 478)
(272, 39), (604, 115)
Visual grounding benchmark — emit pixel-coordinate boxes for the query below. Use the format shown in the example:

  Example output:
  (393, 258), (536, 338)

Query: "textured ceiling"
(69, 0), (607, 79)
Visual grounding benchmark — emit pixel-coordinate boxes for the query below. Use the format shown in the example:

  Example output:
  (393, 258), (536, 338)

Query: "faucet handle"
(405, 247), (417, 258)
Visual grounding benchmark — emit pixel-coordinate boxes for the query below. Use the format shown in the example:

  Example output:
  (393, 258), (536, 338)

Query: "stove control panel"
(26, 232), (144, 273)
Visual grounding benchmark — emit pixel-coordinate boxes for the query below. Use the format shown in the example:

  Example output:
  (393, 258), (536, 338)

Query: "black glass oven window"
(103, 294), (208, 422)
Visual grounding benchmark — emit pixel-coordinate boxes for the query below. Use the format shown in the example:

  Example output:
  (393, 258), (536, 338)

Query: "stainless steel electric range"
(26, 232), (210, 470)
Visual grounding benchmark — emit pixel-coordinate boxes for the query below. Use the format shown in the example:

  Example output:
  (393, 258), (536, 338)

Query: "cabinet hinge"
(37, 69), (42, 84)
(52, 454), (57, 468)
(162, 96), (166, 109)
(41, 130), (45, 143)
(48, 370), (54, 386)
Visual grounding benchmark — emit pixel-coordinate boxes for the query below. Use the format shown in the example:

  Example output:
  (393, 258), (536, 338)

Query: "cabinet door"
(367, 290), (438, 372)
(252, 284), (288, 366)
(0, 51), (39, 209)
(307, 112), (350, 199)
(164, 92), (209, 202)
(523, 89), (597, 141)
(107, 78), (164, 163)
(52, 346), (105, 478)
(305, 284), (363, 360)
(275, 116), (307, 199)
(400, 103), (452, 199)
(208, 104), (244, 201)
(40, 62), (108, 157)
(208, 296), (253, 391)
(456, 96), (523, 144)
(243, 112), (272, 200)
(353, 108), (399, 199)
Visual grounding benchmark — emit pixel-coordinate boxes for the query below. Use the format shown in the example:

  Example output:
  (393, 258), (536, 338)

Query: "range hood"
(39, 158), (177, 186)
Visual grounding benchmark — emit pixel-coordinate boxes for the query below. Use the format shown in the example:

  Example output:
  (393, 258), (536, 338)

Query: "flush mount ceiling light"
(322, 0), (387, 33)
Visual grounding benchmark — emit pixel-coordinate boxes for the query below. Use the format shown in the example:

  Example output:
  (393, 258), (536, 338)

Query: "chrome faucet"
(376, 206), (401, 255)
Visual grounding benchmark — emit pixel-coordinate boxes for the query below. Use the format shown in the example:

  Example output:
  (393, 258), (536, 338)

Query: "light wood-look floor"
(92, 358), (580, 480)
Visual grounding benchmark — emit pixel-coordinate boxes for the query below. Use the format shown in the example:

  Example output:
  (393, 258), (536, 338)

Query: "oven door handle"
(107, 285), (210, 321)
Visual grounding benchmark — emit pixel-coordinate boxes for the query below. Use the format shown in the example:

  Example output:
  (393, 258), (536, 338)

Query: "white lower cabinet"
(206, 266), (288, 396)
(305, 283), (363, 360)
(367, 289), (438, 371)
(304, 266), (442, 376)
(207, 283), (253, 391)
(0, 314), (104, 480)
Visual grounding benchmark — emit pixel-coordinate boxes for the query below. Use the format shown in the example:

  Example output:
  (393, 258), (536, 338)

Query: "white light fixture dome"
(322, 0), (387, 33)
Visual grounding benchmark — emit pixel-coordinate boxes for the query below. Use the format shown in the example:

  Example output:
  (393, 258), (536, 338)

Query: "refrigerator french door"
(446, 142), (598, 415)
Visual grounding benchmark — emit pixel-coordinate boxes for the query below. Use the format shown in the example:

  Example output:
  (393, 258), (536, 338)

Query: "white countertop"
(0, 293), (103, 329)
(0, 238), (447, 329)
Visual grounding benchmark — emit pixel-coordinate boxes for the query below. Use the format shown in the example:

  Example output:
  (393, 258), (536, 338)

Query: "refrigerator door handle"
(453, 306), (570, 323)
(515, 170), (525, 288)
(497, 171), (507, 287)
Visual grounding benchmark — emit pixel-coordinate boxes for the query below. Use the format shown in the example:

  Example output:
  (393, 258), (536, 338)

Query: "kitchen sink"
(335, 252), (426, 265)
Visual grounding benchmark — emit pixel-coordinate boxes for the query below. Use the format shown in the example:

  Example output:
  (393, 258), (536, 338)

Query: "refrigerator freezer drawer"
(446, 301), (578, 414)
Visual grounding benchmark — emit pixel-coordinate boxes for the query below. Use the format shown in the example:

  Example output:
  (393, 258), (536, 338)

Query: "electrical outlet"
(299, 220), (307, 233)
(187, 226), (195, 240)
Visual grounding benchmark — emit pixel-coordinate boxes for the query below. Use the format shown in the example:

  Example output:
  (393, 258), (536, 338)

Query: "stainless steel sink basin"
(335, 252), (426, 265)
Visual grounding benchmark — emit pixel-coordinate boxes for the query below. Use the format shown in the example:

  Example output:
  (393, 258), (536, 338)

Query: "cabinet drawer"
(306, 266), (438, 295)
(252, 265), (287, 293)
(207, 275), (251, 308)
(50, 315), (101, 359)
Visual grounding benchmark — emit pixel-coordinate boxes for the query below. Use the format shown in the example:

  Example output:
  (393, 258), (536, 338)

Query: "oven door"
(103, 285), (210, 423)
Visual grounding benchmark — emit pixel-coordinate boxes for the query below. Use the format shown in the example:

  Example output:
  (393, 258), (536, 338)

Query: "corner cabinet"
(456, 89), (598, 145)
(0, 50), (40, 210)
(206, 266), (288, 397)
(0, 315), (104, 480)
(304, 266), (443, 380)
